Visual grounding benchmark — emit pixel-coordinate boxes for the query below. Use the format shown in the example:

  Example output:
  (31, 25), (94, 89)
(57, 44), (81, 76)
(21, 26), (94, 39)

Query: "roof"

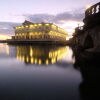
(22, 20), (34, 25)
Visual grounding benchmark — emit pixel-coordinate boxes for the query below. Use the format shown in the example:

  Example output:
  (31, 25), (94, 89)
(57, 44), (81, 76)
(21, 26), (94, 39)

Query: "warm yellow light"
(66, 36), (70, 40)
(30, 47), (33, 57)
(31, 58), (34, 63)
(0, 35), (11, 40)
(21, 26), (24, 28)
(26, 56), (29, 63)
(86, 5), (91, 9)
(18, 27), (21, 29)
(35, 59), (37, 64)
(34, 24), (37, 26)
(25, 25), (28, 28)
(38, 24), (42, 26)
(30, 25), (34, 28)
(45, 24), (49, 25)
(22, 56), (25, 61)
(38, 59), (42, 64)
(46, 59), (49, 65)
(15, 27), (18, 29)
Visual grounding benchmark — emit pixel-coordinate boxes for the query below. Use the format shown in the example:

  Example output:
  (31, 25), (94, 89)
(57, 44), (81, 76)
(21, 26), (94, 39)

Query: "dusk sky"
(0, 0), (100, 39)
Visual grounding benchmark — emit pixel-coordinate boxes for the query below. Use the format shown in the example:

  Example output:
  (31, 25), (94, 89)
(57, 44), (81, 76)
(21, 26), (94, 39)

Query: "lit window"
(30, 25), (34, 28)
(45, 24), (49, 26)
(25, 25), (28, 28)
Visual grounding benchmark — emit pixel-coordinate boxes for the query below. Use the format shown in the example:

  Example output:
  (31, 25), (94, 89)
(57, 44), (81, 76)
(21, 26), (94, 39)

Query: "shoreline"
(0, 39), (69, 45)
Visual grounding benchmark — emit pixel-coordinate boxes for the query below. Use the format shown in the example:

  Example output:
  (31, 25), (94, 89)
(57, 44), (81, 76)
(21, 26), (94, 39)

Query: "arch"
(84, 35), (94, 49)
(92, 8), (94, 14)
(96, 5), (99, 13)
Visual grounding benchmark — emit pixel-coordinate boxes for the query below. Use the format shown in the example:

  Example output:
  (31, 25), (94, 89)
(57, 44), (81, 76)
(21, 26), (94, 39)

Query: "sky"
(0, 0), (100, 39)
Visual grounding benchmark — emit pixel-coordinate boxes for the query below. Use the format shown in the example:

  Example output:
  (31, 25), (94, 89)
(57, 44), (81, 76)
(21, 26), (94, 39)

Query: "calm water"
(0, 43), (98, 100)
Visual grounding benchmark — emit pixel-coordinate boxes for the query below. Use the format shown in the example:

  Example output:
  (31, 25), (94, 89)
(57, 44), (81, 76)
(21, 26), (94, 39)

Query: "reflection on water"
(74, 58), (100, 100)
(16, 45), (68, 65)
(2, 44), (100, 100)
(0, 44), (82, 100)
(1, 44), (100, 100)
(72, 47), (100, 100)
(0, 44), (9, 55)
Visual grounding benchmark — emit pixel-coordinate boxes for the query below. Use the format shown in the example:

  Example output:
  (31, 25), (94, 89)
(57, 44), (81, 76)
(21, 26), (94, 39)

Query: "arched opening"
(84, 35), (94, 49)
(96, 5), (99, 13)
(92, 8), (94, 14)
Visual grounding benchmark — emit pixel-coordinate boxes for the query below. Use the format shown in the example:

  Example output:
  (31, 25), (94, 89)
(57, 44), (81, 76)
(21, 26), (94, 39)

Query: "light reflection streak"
(0, 44), (10, 55)
(16, 45), (69, 65)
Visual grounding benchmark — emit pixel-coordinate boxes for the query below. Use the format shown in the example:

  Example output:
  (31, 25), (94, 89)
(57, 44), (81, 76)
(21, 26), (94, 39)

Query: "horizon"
(0, 0), (100, 40)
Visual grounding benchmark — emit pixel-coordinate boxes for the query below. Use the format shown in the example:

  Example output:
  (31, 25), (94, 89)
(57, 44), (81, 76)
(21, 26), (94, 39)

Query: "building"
(13, 20), (67, 41)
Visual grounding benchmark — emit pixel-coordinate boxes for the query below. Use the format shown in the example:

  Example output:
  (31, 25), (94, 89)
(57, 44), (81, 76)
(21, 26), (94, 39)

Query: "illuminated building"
(13, 20), (67, 41)
(16, 45), (68, 65)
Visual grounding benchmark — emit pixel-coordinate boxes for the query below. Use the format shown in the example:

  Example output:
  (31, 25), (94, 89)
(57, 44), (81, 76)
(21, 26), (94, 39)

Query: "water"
(0, 43), (83, 100)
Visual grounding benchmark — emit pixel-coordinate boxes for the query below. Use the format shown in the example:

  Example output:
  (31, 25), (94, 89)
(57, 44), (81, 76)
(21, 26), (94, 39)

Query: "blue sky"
(0, 0), (100, 37)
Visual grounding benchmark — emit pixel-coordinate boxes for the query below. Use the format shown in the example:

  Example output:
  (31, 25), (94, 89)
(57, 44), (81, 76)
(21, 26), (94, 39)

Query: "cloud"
(24, 14), (55, 23)
(0, 22), (21, 35)
(24, 8), (84, 24)
(0, 8), (85, 36)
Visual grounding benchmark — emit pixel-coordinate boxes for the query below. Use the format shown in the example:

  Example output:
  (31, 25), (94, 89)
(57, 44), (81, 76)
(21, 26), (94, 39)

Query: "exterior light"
(34, 24), (37, 26)
(25, 25), (28, 28)
(21, 26), (24, 28)
(38, 59), (42, 64)
(30, 25), (34, 28)
(38, 24), (42, 26)
(45, 24), (49, 26)
(15, 27), (18, 29)
(14, 22), (67, 41)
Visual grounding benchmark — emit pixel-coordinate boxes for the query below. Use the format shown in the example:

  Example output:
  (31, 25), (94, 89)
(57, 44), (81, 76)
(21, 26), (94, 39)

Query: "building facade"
(13, 20), (67, 41)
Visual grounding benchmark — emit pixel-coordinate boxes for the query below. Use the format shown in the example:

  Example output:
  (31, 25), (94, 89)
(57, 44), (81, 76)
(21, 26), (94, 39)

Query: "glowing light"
(0, 35), (11, 40)
(30, 47), (33, 57)
(15, 45), (68, 64)
(45, 24), (49, 26)
(22, 56), (25, 61)
(30, 25), (34, 28)
(46, 59), (49, 65)
(26, 56), (29, 63)
(60, 20), (84, 36)
(38, 24), (42, 26)
(0, 44), (9, 55)
(34, 24), (37, 26)
(86, 5), (91, 9)
(35, 59), (37, 64)
(66, 36), (70, 40)
(31, 58), (34, 63)
(25, 25), (28, 28)
(6, 45), (9, 55)
(38, 59), (42, 64)
(21, 26), (24, 28)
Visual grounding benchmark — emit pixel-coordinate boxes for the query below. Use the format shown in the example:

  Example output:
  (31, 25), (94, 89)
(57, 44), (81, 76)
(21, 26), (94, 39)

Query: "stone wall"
(72, 2), (100, 51)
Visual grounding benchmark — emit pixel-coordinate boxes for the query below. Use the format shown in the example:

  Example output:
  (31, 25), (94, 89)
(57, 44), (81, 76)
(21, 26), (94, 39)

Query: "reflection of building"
(74, 58), (100, 100)
(72, 47), (100, 100)
(13, 20), (67, 41)
(0, 44), (16, 58)
(0, 44), (9, 55)
(16, 45), (68, 64)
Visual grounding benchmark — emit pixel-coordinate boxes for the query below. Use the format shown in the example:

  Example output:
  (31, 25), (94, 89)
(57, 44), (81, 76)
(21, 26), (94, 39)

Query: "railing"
(85, 2), (100, 17)
(78, 26), (84, 30)
(75, 26), (84, 31)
